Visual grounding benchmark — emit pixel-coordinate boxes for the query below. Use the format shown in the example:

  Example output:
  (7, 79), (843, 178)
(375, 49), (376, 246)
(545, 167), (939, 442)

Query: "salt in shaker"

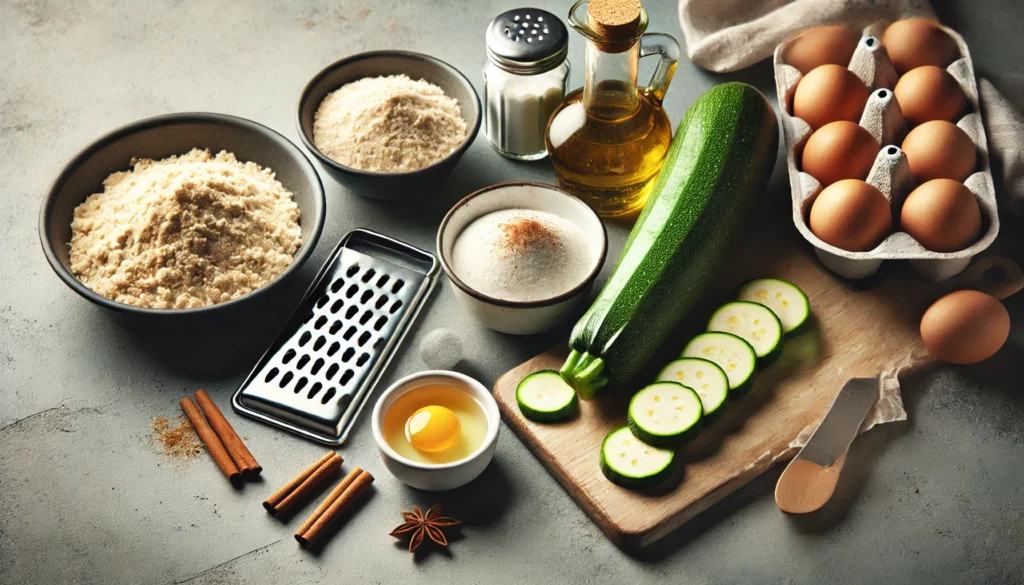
(483, 8), (570, 160)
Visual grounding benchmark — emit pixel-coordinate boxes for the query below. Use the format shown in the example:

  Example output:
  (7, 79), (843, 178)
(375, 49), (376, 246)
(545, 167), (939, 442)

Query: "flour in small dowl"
(313, 74), (466, 173)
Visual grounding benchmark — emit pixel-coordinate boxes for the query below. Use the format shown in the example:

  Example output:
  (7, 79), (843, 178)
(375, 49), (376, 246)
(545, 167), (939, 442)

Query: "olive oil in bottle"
(546, 0), (679, 218)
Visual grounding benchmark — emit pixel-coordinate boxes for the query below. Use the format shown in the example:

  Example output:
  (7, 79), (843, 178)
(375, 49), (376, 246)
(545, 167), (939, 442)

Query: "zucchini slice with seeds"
(656, 358), (729, 423)
(627, 382), (703, 447)
(706, 301), (783, 367)
(516, 370), (577, 422)
(681, 332), (757, 395)
(599, 426), (675, 490)
(736, 278), (810, 336)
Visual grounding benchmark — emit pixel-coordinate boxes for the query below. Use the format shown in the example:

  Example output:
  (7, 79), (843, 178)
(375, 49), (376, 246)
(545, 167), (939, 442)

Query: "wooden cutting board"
(493, 215), (1021, 551)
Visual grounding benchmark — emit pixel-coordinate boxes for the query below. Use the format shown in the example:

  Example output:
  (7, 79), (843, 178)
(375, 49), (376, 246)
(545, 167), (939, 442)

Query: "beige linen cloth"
(979, 77), (1024, 217)
(679, 0), (933, 72)
(678, 0), (1024, 217)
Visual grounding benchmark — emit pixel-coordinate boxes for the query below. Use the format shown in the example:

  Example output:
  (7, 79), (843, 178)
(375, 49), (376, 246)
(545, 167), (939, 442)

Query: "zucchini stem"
(559, 350), (607, 400)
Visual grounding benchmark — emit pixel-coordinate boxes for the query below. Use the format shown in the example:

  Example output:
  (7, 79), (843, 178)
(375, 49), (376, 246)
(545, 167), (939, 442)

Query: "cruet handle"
(639, 33), (680, 104)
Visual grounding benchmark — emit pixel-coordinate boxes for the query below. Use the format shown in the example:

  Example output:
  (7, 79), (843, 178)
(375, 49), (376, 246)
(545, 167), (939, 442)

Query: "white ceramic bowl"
(437, 182), (607, 335)
(371, 370), (500, 491)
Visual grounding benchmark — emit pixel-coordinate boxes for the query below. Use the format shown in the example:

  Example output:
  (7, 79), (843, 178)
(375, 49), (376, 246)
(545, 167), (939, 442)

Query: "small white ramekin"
(436, 182), (607, 335)
(371, 370), (499, 491)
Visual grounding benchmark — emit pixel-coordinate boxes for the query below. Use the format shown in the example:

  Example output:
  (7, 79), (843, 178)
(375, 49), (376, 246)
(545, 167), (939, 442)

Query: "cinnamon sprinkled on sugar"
(449, 208), (593, 302)
(497, 217), (561, 258)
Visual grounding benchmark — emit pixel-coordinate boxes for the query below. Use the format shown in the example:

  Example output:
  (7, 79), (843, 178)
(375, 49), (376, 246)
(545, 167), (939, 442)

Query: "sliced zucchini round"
(626, 382), (703, 447)
(681, 332), (757, 395)
(599, 426), (675, 490)
(736, 278), (810, 336)
(516, 370), (577, 422)
(706, 301), (783, 367)
(656, 358), (729, 423)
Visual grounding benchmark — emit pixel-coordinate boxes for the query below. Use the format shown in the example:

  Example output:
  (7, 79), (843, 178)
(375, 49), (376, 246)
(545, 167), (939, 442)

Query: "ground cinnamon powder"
(498, 217), (561, 258)
(450, 208), (592, 302)
(151, 415), (202, 460)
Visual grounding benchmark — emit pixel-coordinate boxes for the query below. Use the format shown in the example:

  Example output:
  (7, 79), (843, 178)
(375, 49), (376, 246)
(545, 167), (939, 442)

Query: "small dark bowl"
(296, 50), (482, 200)
(39, 112), (326, 317)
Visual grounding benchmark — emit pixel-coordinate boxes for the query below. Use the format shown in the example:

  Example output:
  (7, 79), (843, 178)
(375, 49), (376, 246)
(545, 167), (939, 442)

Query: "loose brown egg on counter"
(920, 290), (1009, 364)
(900, 179), (981, 252)
(893, 65), (967, 126)
(809, 179), (892, 251)
(784, 25), (861, 74)
(793, 64), (871, 130)
(882, 18), (960, 74)
(901, 120), (976, 182)
(802, 121), (880, 187)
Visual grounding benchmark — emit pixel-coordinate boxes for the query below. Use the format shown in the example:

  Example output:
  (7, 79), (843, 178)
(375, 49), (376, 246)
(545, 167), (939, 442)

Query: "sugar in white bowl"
(450, 208), (593, 302)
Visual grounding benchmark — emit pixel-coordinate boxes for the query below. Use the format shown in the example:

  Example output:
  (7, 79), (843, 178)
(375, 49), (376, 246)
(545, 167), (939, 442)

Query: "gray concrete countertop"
(2, 1), (1022, 583)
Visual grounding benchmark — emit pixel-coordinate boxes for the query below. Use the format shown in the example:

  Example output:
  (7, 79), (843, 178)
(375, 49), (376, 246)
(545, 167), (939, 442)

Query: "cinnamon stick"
(264, 451), (335, 510)
(263, 452), (342, 517)
(179, 397), (240, 484)
(296, 467), (363, 536)
(194, 389), (261, 478)
(296, 469), (374, 548)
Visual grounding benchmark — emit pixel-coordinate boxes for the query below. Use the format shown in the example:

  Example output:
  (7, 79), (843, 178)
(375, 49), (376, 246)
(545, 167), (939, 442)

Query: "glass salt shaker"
(483, 8), (570, 161)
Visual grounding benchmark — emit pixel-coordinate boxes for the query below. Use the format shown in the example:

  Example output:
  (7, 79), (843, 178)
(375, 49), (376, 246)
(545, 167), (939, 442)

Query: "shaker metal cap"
(486, 8), (568, 75)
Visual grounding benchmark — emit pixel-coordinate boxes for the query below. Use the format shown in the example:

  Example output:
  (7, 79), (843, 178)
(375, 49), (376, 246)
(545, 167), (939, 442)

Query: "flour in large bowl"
(450, 208), (593, 302)
(69, 149), (302, 309)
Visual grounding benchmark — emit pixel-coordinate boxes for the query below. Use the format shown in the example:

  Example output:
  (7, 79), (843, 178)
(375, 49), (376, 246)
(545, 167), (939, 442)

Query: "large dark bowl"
(296, 50), (482, 200)
(39, 112), (326, 317)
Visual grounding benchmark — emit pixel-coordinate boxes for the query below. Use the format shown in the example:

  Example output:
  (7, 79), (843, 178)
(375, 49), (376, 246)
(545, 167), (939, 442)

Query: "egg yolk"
(405, 405), (461, 453)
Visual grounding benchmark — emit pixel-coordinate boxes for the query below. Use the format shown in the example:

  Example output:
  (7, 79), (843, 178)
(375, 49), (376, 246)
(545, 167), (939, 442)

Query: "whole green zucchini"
(560, 82), (779, 399)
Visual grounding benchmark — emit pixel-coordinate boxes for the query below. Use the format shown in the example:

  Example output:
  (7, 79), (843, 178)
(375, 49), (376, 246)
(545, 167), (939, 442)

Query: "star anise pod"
(389, 504), (461, 552)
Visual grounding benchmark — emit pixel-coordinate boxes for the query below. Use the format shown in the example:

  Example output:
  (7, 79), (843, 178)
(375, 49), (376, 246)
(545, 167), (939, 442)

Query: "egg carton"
(773, 22), (998, 281)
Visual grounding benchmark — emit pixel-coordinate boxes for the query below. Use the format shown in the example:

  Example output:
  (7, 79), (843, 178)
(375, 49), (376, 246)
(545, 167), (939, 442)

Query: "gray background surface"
(2, 0), (1022, 583)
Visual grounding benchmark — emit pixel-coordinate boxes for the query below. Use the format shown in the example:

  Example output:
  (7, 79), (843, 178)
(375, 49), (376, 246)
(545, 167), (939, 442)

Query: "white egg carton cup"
(773, 22), (998, 281)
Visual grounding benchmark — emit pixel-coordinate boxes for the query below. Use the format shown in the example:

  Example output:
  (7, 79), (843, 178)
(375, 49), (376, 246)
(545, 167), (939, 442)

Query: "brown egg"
(793, 64), (871, 130)
(901, 120), (976, 182)
(900, 179), (981, 252)
(802, 121), (880, 187)
(920, 290), (1009, 364)
(882, 18), (960, 74)
(809, 179), (892, 251)
(785, 26), (861, 74)
(894, 65), (967, 126)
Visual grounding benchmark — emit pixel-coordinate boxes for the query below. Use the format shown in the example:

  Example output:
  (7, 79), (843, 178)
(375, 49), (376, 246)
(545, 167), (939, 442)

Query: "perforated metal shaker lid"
(486, 8), (568, 75)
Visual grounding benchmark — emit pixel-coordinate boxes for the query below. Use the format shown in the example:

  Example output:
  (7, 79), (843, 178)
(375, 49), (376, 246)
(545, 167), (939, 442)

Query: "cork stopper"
(587, 0), (642, 40)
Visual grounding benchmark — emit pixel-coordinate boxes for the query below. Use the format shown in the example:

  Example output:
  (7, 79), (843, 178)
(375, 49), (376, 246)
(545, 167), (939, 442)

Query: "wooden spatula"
(775, 378), (877, 514)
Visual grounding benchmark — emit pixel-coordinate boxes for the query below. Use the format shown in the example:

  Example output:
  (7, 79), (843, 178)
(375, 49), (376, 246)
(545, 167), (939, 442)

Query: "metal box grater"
(232, 229), (439, 445)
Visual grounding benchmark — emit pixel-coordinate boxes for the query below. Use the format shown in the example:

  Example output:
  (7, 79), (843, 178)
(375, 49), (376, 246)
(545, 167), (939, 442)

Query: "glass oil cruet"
(545, 0), (680, 218)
